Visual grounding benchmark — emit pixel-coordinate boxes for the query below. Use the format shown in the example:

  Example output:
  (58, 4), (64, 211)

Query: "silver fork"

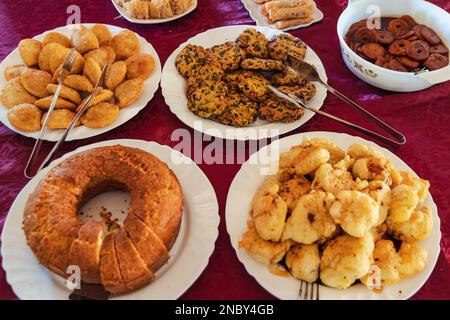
(24, 48), (77, 178)
(285, 54), (406, 146)
(33, 64), (109, 174)
(298, 280), (319, 300)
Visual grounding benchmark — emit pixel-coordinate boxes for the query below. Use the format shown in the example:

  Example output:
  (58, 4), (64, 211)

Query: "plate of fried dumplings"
(0, 23), (161, 141)
(161, 25), (327, 141)
(226, 131), (441, 300)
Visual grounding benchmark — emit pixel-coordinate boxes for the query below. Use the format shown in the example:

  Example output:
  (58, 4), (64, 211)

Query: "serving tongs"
(279, 54), (406, 146)
(24, 60), (109, 178)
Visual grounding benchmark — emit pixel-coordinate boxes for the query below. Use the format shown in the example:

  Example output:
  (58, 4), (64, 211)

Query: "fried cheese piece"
(7, 103), (42, 131)
(285, 244), (320, 283)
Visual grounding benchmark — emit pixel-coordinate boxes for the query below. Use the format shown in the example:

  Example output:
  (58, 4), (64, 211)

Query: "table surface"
(0, 0), (449, 300)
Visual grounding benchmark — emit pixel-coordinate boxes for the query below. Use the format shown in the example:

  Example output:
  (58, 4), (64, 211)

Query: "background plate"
(1, 139), (219, 300)
(0, 24), (161, 141)
(226, 131), (441, 300)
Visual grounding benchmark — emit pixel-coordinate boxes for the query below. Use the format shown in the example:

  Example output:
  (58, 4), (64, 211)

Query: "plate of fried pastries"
(112, 0), (197, 24)
(241, 0), (324, 31)
(0, 23), (161, 141)
(161, 25), (327, 141)
(1, 139), (219, 299)
(226, 131), (441, 300)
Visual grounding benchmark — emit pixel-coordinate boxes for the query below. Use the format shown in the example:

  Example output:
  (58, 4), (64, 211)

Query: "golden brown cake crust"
(23, 145), (184, 294)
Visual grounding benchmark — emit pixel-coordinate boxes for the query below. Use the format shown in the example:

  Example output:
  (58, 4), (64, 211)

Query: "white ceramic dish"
(226, 131), (441, 300)
(240, 0), (324, 32)
(112, 0), (197, 24)
(0, 24), (162, 141)
(337, 0), (450, 92)
(161, 25), (328, 141)
(1, 139), (220, 300)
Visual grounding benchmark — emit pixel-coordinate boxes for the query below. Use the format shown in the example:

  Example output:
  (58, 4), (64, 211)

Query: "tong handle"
(319, 80), (406, 145)
(23, 83), (63, 178)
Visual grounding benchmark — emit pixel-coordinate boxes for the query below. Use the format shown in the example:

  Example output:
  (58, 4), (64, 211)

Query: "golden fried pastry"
(347, 143), (386, 160)
(20, 68), (52, 98)
(272, 67), (305, 86)
(398, 242), (427, 279)
(329, 190), (379, 237)
(71, 25), (99, 54)
(279, 143), (330, 175)
(18, 39), (42, 66)
(43, 32), (71, 48)
(125, 53), (155, 80)
(312, 163), (356, 195)
(237, 71), (270, 102)
(304, 137), (346, 165)
(216, 91), (258, 127)
(361, 239), (401, 287)
(269, 33), (307, 61)
(259, 96), (305, 123)
(399, 171), (430, 203)
(277, 169), (311, 211)
(278, 82), (316, 101)
(241, 58), (285, 71)
(46, 84), (82, 105)
(209, 42), (246, 71)
(38, 42), (67, 72)
(389, 184), (419, 222)
(114, 78), (144, 108)
(51, 51), (85, 77)
(111, 30), (140, 60)
(35, 95), (77, 109)
(84, 46), (116, 68)
(48, 46), (70, 74)
(237, 28), (269, 58)
(251, 177), (288, 241)
(239, 220), (291, 265)
(7, 103), (42, 131)
(4, 65), (29, 81)
(285, 244), (320, 283)
(77, 89), (114, 111)
(387, 207), (433, 242)
(80, 102), (119, 128)
(320, 234), (374, 289)
(0, 77), (37, 108)
(187, 80), (228, 118)
(84, 57), (102, 84)
(366, 181), (391, 226)
(175, 44), (208, 78)
(91, 24), (112, 46)
(42, 109), (77, 129)
(105, 61), (127, 91)
(282, 191), (336, 244)
(63, 75), (94, 93)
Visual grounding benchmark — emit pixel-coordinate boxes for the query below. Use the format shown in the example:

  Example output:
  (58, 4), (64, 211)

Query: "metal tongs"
(273, 54), (406, 146)
(24, 56), (109, 178)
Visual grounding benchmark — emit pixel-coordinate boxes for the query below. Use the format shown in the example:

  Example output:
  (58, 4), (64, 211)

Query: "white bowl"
(337, 0), (450, 92)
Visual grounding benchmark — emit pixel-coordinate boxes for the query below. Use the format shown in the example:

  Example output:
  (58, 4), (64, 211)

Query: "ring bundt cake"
(23, 145), (183, 294)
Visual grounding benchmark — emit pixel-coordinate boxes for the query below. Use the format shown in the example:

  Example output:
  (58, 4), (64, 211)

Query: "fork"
(33, 64), (110, 174)
(298, 280), (319, 300)
(285, 54), (406, 146)
(24, 48), (77, 178)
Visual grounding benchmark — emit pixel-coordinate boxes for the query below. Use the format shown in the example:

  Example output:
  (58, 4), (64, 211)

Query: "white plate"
(0, 24), (162, 141)
(161, 25), (327, 141)
(226, 131), (441, 300)
(1, 139), (220, 300)
(111, 0), (197, 24)
(241, 0), (324, 32)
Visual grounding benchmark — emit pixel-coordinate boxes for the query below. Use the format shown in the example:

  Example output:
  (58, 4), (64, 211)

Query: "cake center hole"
(78, 191), (131, 228)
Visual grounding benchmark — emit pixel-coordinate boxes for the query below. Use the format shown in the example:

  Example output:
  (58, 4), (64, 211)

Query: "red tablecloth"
(0, 0), (449, 300)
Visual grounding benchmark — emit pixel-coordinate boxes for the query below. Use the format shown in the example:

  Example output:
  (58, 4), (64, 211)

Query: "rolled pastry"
(170, 0), (191, 15)
(125, 0), (150, 19)
(271, 16), (314, 29)
(154, 0), (174, 18)
(148, 2), (161, 18)
(268, 3), (314, 21)
(265, 0), (310, 11)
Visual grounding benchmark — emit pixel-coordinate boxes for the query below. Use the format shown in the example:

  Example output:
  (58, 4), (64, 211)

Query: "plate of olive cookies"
(161, 25), (327, 141)
(0, 23), (161, 141)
